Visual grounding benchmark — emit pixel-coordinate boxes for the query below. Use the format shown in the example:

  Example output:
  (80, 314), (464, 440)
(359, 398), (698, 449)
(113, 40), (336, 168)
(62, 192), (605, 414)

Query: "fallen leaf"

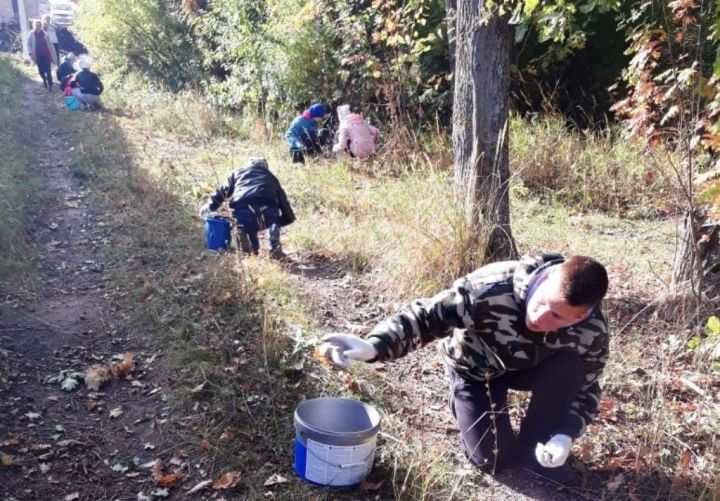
(186, 479), (213, 495)
(263, 473), (288, 487)
(109, 407), (123, 418)
(213, 471), (242, 490)
(151, 488), (170, 498)
(84, 364), (112, 391)
(344, 374), (360, 392)
(49, 222), (59, 230)
(313, 346), (332, 368)
(110, 352), (136, 378)
(191, 382), (206, 394)
(112, 463), (129, 473)
(219, 429), (235, 443)
(60, 376), (80, 392)
(39, 463), (50, 474)
(199, 438), (210, 452)
(25, 412), (42, 420)
(1, 453), (13, 466)
(63, 493), (80, 501)
(2, 438), (20, 448)
(57, 439), (83, 448)
(152, 461), (182, 487)
(86, 401), (98, 412)
(359, 478), (384, 491)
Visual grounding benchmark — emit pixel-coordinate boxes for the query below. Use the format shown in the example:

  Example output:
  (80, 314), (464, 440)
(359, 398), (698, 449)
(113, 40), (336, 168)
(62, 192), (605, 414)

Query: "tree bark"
(671, 209), (720, 292)
(445, 0), (457, 75)
(452, 0), (517, 265)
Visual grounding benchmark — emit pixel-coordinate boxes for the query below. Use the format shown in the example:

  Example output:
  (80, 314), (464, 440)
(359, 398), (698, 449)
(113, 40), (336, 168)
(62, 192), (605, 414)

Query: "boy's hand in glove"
(317, 333), (377, 368)
(535, 434), (572, 468)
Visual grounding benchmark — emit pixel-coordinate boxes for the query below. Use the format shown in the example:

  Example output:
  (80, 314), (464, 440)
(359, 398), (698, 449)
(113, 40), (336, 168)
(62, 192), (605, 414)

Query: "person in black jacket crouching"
(57, 53), (77, 91)
(199, 157), (295, 259)
(72, 58), (104, 108)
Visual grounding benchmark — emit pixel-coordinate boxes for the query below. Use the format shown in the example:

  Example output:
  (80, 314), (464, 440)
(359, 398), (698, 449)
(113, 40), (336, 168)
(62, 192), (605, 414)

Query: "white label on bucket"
(305, 438), (376, 486)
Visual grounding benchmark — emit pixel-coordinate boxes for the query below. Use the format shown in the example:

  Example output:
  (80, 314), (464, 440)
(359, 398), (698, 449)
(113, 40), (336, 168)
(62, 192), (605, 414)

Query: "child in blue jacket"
(285, 103), (327, 164)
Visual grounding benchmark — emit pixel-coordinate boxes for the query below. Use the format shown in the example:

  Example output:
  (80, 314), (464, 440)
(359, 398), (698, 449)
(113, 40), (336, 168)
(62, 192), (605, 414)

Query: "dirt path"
(0, 79), (175, 501)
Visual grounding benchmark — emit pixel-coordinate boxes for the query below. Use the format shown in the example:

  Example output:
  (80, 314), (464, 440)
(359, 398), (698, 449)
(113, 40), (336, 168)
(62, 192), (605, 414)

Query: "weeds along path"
(0, 75), (170, 500)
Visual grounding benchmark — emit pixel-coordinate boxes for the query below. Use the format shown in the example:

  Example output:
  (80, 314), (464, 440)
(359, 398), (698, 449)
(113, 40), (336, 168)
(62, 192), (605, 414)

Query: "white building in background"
(0, 0), (16, 24)
(0, 0), (53, 26)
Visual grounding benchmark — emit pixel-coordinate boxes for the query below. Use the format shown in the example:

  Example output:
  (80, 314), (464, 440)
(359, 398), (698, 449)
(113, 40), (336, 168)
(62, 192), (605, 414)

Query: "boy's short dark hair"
(557, 255), (608, 308)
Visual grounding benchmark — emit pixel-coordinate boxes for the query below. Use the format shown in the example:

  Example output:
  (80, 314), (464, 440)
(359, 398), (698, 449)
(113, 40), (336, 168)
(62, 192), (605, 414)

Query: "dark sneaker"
(518, 446), (578, 485)
(269, 248), (288, 261)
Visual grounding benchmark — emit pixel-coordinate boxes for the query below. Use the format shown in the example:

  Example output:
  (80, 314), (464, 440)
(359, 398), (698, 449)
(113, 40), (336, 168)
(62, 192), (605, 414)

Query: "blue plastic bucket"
(204, 216), (231, 251)
(294, 397), (381, 487)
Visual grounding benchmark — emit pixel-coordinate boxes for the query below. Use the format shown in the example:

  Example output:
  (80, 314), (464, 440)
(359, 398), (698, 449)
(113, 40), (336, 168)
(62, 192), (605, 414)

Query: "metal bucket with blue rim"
(204, 215), (231, 251)
(294, 397), (381, 487)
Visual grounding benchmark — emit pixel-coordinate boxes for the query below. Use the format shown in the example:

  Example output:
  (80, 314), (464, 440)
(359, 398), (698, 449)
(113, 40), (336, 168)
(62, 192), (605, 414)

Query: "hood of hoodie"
(342, 113), (365, 126)
(512, 253), (565, 305)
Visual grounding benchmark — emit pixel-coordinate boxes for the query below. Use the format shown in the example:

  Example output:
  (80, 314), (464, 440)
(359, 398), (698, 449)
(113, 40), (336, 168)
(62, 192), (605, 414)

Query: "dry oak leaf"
(152, 460), (182, 487)
(84, 364), (111, 391)
(263, 474), (288, 487)
(110, 352), (136, 378)
(213, 471), (242, 490)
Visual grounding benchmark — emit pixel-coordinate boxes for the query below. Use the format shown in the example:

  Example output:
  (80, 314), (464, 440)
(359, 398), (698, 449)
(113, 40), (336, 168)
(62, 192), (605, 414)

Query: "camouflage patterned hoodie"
(366, 253), (609, 438)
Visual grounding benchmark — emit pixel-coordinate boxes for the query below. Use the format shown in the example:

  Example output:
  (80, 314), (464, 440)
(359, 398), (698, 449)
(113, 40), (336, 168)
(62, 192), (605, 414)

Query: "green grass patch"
(0, 56), (44, 294)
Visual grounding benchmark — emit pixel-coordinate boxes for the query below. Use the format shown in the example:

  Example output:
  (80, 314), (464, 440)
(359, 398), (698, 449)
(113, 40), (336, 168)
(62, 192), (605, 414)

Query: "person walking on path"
(27, 20), (57, 91)
(42, 15), (60, 63)
(285, 103), (327, 164)
(332, 104), (380, 160)
(199, 157), (295, 259)
(319, 253), (609, 484)
(71, 59), (104, 108)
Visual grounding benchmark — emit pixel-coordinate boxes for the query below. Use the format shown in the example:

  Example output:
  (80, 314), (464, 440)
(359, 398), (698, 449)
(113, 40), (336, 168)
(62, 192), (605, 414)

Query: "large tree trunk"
(671, 209), (720, 292)
(452, 1), (517, 264)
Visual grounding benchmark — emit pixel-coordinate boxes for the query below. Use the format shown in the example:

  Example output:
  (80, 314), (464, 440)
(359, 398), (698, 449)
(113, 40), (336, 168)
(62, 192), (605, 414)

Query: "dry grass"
(50, 77), (720, 499)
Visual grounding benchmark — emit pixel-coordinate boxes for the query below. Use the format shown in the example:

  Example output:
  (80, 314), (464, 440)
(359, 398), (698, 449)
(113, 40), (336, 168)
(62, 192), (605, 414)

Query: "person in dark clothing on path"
(319, 253), (609, 484)
(71, 59), (104, 108)
(27, 20), (57, 91)
(199, 158), (295, 259)
(285, 103), (327, 164)
(57, 52), (76, 91)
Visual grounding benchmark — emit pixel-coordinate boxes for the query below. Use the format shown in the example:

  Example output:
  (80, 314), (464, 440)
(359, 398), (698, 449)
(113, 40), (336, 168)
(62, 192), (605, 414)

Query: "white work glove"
(317, 333), (378, 368)
(535, 434), (572, 468)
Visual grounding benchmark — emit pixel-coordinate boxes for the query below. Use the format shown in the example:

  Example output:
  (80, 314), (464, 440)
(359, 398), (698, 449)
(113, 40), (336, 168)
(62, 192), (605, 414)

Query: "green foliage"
(0, 58), (38, 292)
(75, 0), (202, 89)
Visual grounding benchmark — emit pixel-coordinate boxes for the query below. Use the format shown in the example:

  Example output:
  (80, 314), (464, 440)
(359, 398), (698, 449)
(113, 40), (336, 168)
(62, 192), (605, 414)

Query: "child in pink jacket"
(332, 104), (380, 159)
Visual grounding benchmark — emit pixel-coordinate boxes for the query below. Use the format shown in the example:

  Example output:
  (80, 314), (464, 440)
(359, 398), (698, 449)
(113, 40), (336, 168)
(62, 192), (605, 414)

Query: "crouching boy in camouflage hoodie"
(319, 253), (609, 483)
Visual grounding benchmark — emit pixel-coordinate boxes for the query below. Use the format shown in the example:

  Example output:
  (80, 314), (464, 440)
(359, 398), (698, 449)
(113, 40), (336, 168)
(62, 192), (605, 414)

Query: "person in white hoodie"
(332, 104), (381, 160)
(27, 20), (57, 90)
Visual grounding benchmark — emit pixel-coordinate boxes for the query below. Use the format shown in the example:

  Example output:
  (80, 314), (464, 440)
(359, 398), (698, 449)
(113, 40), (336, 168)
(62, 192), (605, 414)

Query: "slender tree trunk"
(452, 0), (517, 264)
(671, 209), (720, 292)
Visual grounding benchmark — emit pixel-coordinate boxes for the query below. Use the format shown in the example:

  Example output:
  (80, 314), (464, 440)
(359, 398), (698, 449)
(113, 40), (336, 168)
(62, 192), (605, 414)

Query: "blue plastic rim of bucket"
(294, 397), (381, 488)
(205, 216), (231, 251)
